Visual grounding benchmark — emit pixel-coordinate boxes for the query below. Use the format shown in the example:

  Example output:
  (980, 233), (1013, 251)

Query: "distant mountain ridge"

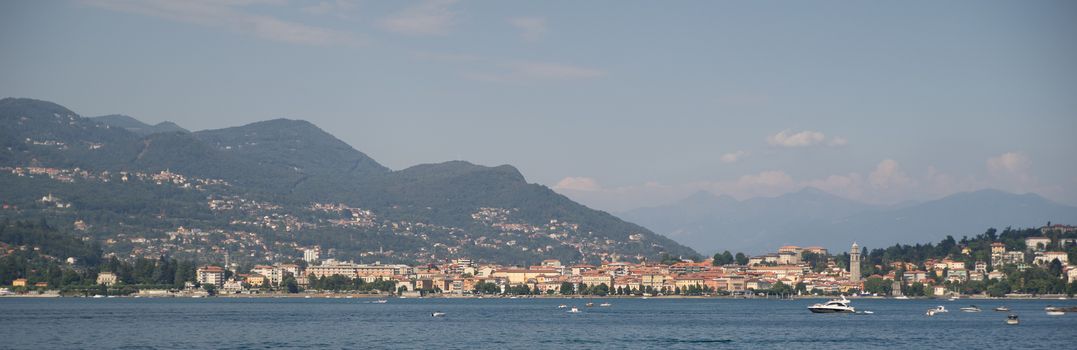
(0, 97), (698, 265)
(620, 187), (1077, 255)
(93, 114), (188, 135)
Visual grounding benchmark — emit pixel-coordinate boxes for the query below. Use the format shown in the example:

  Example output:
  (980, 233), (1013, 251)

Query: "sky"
(2, 0), (1076, 212)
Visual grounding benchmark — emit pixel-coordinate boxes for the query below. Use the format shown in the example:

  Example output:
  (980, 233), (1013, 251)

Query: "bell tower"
(850, 242), (861, 282)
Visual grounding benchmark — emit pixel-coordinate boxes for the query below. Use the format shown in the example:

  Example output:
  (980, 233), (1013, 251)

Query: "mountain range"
(620, 187), (1077, 255)
(0, 98), (698, 265)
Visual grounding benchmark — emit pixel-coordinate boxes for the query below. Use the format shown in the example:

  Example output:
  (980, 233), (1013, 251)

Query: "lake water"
(1, 297), (1074, 349)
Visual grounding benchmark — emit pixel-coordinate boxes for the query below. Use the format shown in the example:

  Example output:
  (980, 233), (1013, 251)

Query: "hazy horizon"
(3, 0), (1075, 212)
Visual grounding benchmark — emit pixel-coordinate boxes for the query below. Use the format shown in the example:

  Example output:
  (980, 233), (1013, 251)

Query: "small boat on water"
(585, 302), (594, 307)
(567, 307), (581, 313)
(947, 297), (957, 301)
(599, 302), (611, 307)
(994, 306), (1010, 312)
(557, 304), (567, 309)
(807, 295), (855, 313)
(893, 296), (910, 300)
(960, 305), (982, 312)
(1006, 314), (1019, 325)
(1045, 307), (1065, 316)
(926, 306), (948, 316)
(431, 311), (446, 317)
(371, 299), (388, 304)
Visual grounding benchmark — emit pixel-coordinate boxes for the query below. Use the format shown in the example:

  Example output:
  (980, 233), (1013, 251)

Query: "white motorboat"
(960, 305), (982, 312)
(557, 304), (567, 309)
(994, 306), (1010, 312)
(1006, 314), (1019, 325)
(808, 296), (855, 313)
(599, 302), (611, 307)
(567, 307), (581, 313)
(926, 306), (947, 316)
(1045, 307), (1065, 316)
(431, 311), (446, 317)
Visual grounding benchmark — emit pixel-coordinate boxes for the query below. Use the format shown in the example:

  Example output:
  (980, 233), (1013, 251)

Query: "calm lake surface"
(1, 297), (1074, 349)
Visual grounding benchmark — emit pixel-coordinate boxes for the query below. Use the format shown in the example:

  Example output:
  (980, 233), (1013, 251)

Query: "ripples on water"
(0, 298), (1074, 349)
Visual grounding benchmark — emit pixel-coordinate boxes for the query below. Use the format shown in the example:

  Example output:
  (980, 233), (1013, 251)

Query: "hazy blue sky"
(2, 1), (1075, 211)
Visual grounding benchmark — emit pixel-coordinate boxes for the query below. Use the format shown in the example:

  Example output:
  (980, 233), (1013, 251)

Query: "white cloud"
(377, 0), (457, 36)
(82, 0), (363, 46)
(766, 129), (847, 148)
(508, 17), (547, 41)
(868, 159), (916, 190)
(553, 176), (602, 192)
(766, 130), (824, 147)
(464, 61), (605, 82)
(987, 152), (1030, 175)
(720, 150), (747, 163)
(552, 152), (1062, 212)
(986, 151), (1036, 192)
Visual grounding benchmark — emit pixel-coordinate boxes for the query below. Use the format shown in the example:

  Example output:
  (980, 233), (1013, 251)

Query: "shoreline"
(2, 293), (1072, 300)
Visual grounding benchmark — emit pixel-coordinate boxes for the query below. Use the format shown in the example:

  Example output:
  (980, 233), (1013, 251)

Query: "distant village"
(2, 165), (1075, 298)
(8, 225), (1073, 299)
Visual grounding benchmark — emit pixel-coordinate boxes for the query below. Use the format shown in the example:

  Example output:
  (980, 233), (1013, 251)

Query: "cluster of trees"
(305, 275), (396, 293)
(0, 219), (102, 267)
(860, 266), (1077, 298)
(842, 227), (1077, 297)
(711, 251), (749, 266)
(0, 219), (206, 294)
(857, 227), (1077, 278)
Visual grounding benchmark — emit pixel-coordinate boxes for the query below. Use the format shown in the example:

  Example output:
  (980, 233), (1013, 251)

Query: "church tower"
(850, 242), (861, 282)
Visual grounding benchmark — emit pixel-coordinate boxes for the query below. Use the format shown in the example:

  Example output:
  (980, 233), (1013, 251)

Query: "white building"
(1025, 236), (1052, 251)
(197, 265), (225, 288)
(303, 247), (321, 264)
(1034, 251), (1069, 266)
(96, 272), (118, 286)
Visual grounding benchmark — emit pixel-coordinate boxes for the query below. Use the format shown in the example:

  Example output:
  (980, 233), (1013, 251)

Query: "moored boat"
(994, 306), (1010, 312)
(1045, 306), (1065, 316)
(1006, 314), (1019, 325)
